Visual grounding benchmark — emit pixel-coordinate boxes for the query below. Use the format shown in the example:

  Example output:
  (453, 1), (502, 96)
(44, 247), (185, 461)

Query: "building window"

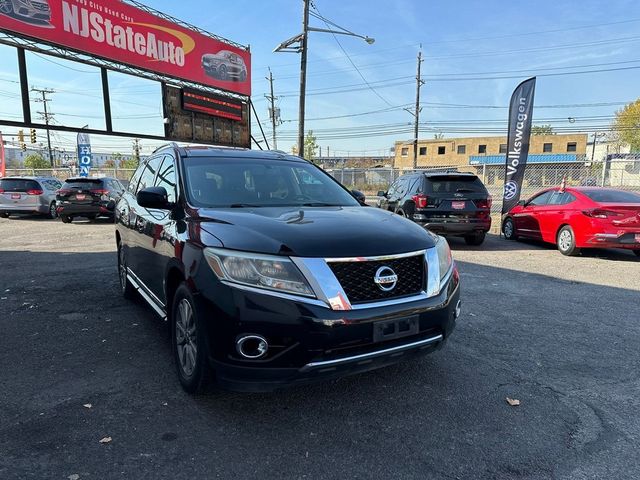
(499, 144), (507, 154)
(401, 147), (408, 156)
(478, 145), (487, 154)
(419, 146), (427, 156)
(438, 146), (446, 155)
(457, 145), (466, 154)
(567, 142), (577, 152)
(543, 143), (553, 153)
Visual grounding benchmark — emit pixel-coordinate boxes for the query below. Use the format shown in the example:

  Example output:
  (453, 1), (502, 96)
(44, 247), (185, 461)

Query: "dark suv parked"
(56, 177), (125, 223)
(115, 145), (461, 393)
(378, 171), (492, 245)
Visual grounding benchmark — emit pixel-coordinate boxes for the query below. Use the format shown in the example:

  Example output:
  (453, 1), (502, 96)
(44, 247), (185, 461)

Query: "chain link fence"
(4, 168), (137, 182)
(326, 156), (640, 213)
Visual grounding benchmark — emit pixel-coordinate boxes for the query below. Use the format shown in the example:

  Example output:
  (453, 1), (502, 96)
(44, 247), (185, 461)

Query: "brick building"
(393, 134), (588, 168)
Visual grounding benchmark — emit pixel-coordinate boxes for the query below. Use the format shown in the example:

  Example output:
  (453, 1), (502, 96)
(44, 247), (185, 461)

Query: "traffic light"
(30, 128), (37, 144)
(21, 143), (26, 152)
(17, 129), (24, 143)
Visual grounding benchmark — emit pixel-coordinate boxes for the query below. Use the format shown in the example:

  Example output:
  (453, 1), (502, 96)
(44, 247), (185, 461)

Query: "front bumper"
(199, 267), (461, 392)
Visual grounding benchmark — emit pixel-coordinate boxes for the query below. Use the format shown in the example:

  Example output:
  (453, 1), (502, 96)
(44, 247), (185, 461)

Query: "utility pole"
(266, 68), (279, 150)
(132, 138), (141, 164)
(412, 50), (424, 169)
(32, 88), (55, 166)
(297, 0), (310, 158)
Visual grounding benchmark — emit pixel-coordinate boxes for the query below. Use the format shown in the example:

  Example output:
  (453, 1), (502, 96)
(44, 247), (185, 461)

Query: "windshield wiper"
(300, 202), (343, 207)
(229, 203), (263, 208)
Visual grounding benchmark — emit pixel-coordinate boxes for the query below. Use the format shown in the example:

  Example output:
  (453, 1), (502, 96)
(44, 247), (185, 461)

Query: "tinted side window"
(127, 164), (146, 194)
(528, 191), (554, 206)
(136, 157), (162, 194)
(407, 177), (421, 194)
(155, 156), (177, 203)
(387, 180), (399, 196)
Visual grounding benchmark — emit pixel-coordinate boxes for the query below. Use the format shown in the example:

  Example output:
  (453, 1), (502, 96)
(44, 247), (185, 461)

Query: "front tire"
(118, 244), (136, 300)
(503, 217), (517, 240)
(633, 250), (640, 258)
(465, 231), (486, 246)
(218, 65), (228, 81)
(0, 212), (9, 219)
(60, 215), (72, 223)
(172, 284), (214, 394)
(557, 225), (580, 256)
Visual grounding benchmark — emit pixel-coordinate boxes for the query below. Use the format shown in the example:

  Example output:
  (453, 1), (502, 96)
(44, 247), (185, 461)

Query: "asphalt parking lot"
(1, 217), (639, 480)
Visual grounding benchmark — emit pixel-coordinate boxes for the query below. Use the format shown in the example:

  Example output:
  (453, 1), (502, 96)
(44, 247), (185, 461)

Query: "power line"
(310, 1), (394, 107)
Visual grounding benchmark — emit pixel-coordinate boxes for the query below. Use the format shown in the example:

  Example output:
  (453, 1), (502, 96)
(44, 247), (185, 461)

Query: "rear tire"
(634, 250), (640, 258)
(465, 231), (486, 246)
(0, 212), (9, 219)
(46, 202), (57, 219)
(118, 244), (136, 300)
(395, 209), (406, 218)
(502, 217), (517, 240)
(60, 215), (72, 223)
(557, 225), (580, 256)
(172, 284), (214, 394)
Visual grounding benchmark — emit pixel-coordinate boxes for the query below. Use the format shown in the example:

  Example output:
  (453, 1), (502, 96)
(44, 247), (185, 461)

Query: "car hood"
(195, 206), (437, 258)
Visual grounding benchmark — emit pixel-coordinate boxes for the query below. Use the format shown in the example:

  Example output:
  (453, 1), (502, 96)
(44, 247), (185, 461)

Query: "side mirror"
(137, 187), (170, 209)
(517, 200), (526, 207)
(351, 189), (367, 206)
(377, 190), (387, 197)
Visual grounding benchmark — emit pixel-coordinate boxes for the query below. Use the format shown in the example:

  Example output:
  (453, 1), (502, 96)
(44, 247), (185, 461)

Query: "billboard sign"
(77, 132), (92, 177)
(0, 0), (251, 96)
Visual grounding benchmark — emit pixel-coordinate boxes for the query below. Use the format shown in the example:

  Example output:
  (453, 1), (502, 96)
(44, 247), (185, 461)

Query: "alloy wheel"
(504, 219), (514, 238)
(175, 299), (197, 378)
(558, 230), (572, 251)
(49, 203), (57, 218)
(0, 0), (13, 14)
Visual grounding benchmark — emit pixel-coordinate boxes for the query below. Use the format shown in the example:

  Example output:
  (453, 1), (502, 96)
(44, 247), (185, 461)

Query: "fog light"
(455, 300), (462, 319)
(236, 335), (269, 359)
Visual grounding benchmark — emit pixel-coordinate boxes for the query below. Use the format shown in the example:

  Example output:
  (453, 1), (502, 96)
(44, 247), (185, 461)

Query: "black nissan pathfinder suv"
(378, 171), (492, 245)
(115, 145), (461, 393)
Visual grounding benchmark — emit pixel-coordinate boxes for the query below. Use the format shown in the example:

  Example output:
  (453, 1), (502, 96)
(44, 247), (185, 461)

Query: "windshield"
(63, 179), (104, 189)
(183, 157), (360, 208)
(581, 189), (640, 203)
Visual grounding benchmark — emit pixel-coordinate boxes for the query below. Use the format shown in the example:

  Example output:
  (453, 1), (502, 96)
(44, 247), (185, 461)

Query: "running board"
(126, 270), (167, 321)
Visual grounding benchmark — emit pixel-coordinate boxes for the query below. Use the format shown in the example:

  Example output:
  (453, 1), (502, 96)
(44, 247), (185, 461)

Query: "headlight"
(204, 248), (315, 297)
(426, 236), (453, 297)
(435, 236), (453, 281)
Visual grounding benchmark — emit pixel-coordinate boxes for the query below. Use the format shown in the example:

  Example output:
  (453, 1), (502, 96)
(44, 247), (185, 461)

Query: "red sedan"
(502, 187), (640, 256)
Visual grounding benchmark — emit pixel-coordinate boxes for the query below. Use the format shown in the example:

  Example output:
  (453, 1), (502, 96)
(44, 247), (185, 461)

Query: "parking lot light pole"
(274, 1), (374, 158)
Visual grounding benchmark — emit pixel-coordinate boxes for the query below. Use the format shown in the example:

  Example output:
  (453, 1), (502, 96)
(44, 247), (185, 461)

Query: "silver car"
(0, 0), (51, 22)
(0, 176), (61, 219)
(201, 50), (247, 82)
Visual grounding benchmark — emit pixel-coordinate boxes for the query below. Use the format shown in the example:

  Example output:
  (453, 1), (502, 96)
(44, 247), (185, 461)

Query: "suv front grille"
(328, 254), (425, 304)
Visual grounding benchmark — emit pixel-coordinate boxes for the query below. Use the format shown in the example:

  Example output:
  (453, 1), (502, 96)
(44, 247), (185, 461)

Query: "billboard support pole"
(16, 47), (31, 125)
(297, 0), (310, 157)
(250, 100), (270, 150)
(101, 68), (113, 133)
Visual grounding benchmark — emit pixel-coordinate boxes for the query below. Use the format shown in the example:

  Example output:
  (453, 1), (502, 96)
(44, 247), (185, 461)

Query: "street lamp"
(274, 1), (374, 158)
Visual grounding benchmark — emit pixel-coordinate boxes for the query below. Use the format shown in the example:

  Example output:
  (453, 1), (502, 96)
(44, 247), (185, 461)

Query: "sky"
(1, 0), (640, 157)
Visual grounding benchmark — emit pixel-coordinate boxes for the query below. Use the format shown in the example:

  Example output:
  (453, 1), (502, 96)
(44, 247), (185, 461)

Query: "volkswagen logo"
(504, 181), (519, 201)
(374, 266), (398, 292)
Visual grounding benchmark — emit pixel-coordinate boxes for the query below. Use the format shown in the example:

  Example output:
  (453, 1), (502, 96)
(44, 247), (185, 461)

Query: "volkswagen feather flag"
(502, 77), (536, 214)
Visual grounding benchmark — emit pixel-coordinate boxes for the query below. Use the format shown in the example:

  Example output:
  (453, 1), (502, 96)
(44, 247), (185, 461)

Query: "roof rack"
(152, 142), (181, 154)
